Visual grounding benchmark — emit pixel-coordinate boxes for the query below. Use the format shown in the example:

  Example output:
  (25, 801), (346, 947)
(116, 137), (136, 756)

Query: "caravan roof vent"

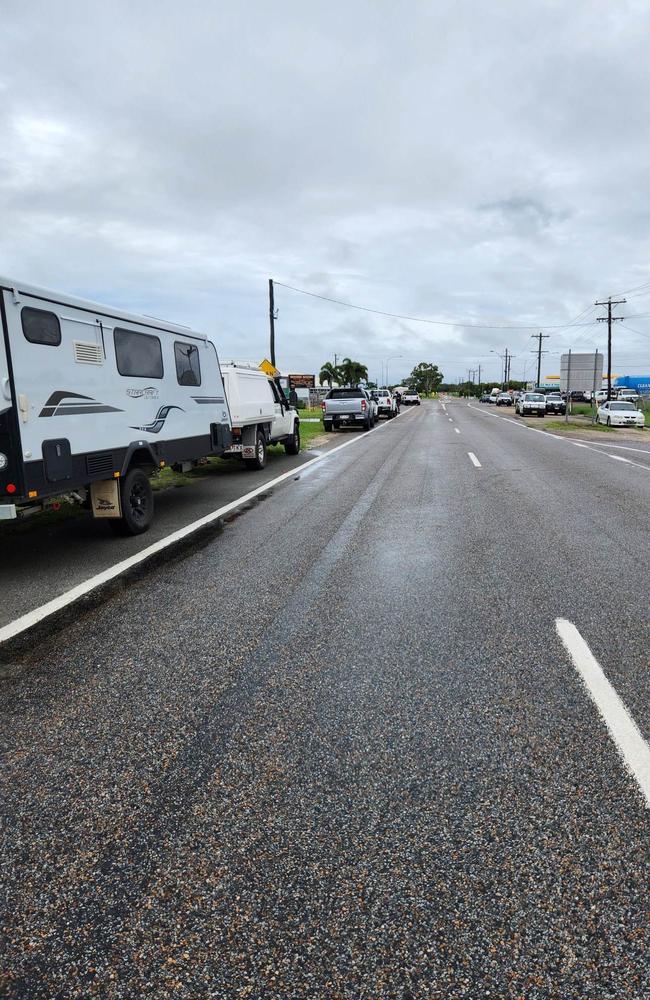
(74, 341), (104, 365)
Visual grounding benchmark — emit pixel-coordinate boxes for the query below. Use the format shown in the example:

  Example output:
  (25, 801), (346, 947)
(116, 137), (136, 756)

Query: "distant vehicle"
(545, 392), (566, 415)
(489, 388), (501, 402)
(479, 394), (492, 403)
(373, 388), (397, 418)
(516, 392), (546, 417)
(594, 389), (609, 405)
(0, 276), (232, 534)
(221, 363), (300, 470)
(616, 388), (640, 403)
(496, 393), (513, 407)
(596, 401), (645, 427)
(322, 388), (374, 431)
(402, 391), (421, 406)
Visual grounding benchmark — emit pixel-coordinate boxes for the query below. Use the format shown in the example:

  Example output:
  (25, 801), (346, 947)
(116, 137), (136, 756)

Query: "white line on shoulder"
(556, 618), (650, 808)
(468, 452), (481, 467)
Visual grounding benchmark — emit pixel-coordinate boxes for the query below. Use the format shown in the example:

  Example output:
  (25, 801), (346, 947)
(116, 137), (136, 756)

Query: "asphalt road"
(0, 443), (334, 629)
(2, 400), (649, 998)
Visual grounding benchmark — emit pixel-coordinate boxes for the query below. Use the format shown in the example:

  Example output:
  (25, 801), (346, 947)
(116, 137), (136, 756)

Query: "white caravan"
(0, 277), (232, 533)
(220, 363), (300, 469)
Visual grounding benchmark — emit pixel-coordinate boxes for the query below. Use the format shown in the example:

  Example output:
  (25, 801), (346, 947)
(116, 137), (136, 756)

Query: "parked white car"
(596, 401), (645, 427)
(221, 363), (300, 469)
(516, 392), (546, 417)
(616, 389), (640, 403)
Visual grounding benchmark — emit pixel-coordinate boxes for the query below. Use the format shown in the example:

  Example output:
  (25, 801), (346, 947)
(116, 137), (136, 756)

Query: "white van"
(220, 363), (300, 469)
(0, 276), (232, 533)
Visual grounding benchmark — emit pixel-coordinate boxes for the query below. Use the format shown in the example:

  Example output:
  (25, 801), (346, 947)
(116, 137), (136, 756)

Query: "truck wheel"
(363, 417), (372, 431)
(112, 467), (154, 535)
(285, 425), (300, 455)
(324, 422), (332, 432)
(245, 431), (267, 470)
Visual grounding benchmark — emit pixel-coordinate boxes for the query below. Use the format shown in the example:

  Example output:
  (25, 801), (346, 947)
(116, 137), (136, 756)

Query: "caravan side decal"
(130, 405), (184, 434)
(39, 391), (123, 417)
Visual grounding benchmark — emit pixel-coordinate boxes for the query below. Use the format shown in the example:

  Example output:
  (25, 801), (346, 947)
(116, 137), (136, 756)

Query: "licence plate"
(339, 414), (349, 420)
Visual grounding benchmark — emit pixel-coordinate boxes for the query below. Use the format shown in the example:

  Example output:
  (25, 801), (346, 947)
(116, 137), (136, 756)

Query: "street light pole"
(384, 355), (403, 388)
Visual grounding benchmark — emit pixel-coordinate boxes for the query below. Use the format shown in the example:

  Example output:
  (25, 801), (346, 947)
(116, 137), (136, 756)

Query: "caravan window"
(21, 307), (61, 346)
(174, 342), (201, 386)
(114, 328), (163, 378)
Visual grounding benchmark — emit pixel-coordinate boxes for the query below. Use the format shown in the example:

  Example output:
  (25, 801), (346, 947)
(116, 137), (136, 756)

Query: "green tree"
(319, 361), (342, 387)
(339, 358), (369, 387)
(407, 362), (444, 396)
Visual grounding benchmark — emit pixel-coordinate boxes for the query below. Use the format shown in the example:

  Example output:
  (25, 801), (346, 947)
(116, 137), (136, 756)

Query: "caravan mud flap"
(90, 479), (122, 518)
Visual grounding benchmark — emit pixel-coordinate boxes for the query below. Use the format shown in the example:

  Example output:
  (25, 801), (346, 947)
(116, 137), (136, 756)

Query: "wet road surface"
(2, 400), (649, 998)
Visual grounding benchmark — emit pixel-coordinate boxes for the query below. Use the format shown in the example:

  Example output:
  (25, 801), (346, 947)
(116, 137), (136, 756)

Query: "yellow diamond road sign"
(259, 358), (280, 377)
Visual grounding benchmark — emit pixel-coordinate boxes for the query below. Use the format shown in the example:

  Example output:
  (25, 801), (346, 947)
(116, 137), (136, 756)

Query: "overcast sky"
(1, 0), (650, 384)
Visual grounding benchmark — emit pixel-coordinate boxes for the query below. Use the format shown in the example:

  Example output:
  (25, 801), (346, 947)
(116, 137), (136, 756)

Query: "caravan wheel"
(113, 467), (154, 535)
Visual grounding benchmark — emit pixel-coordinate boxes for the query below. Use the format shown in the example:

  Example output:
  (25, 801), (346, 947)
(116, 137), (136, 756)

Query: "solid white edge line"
(0, 407), (413, 645)
(468, 452), (481, 467)
(556, 618), (650, 808)
(454, 428), (460, 434)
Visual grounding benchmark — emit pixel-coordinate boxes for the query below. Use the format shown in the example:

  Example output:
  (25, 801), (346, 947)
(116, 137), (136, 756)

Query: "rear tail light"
(361, 400), (367, 411)
(321, 401), (326, 411)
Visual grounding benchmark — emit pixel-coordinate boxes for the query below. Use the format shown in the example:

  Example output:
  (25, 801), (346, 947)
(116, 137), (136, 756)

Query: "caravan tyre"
(245, 431), (267, 470)
(113, 467), (154, 535)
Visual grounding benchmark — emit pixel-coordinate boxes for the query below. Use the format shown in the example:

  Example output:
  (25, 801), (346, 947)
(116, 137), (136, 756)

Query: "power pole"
(531, 332), (549, 388)
(477, 364), (481, 386)
(268, 279), (277, 367)
(503, 348), (508, 388)
(595, 296), (625, 400)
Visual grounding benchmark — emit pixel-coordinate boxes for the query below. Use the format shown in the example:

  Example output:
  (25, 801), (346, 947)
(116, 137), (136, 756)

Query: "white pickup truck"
(322, 388), (375, 432)
(221, 363), (300, 469)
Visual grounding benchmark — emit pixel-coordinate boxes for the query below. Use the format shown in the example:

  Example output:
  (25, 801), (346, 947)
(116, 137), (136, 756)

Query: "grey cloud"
(0, 0), (649, 384)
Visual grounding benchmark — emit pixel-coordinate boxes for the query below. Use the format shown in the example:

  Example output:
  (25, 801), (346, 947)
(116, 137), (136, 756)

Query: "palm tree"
(339, 358), (368, 386)
(319, 361), (341, 387)
(351, 361), (368, 385)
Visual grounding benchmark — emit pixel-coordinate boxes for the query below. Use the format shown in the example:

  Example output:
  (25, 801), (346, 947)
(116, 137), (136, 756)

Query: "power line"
(273, 281), (600, 331)
(617, 323), (650, 342)
(608, 277), (650, 298)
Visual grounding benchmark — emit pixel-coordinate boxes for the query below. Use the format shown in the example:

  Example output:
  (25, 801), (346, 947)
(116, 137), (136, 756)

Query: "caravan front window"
(174, 342), (201, 386)
(21, 307), (61, 346)
(114, 328), (163, 378)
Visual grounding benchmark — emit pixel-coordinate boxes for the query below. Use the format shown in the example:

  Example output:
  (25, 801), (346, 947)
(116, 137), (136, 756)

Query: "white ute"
(220, 363), (300, 469)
